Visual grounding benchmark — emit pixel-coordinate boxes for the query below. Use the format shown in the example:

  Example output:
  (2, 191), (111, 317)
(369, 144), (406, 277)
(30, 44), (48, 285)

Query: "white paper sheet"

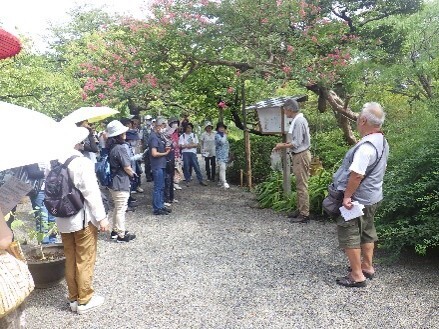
(339, 201), (365, 221)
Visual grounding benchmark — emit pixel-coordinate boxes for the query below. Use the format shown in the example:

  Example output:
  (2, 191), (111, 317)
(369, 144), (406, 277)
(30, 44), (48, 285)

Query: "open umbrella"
(0, 28), (22, 60)
(60, 106), (119, 124)
(0, 101), (84, 171)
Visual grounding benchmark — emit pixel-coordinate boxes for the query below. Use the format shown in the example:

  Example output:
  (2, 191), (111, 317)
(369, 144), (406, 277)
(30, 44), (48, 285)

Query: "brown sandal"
(336, 276), (367, 288)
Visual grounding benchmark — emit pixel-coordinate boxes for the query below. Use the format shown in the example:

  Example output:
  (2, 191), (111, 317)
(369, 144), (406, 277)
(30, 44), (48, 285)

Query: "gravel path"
(21, 180), (438, 329)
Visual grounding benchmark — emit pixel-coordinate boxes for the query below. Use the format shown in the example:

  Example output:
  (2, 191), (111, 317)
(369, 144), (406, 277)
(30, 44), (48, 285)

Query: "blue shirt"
(148, 132), (167, 170)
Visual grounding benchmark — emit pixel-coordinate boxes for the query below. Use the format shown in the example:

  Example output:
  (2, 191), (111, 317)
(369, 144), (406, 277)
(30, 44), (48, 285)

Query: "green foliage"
(228, 134), (280, 184)
(376, 107), (439, 256)
(255, 169), (333, 214)
(312, 129), (349, 170)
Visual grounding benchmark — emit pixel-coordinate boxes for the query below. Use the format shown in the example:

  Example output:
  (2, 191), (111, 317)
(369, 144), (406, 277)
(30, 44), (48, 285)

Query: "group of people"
(1, 99), (389, 328)
(274, 99), (389, 288)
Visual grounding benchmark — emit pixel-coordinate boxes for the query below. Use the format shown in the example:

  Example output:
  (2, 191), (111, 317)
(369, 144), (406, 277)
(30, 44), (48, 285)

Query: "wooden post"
(241, 80), (252, 189)
(281, 107), (291, 196)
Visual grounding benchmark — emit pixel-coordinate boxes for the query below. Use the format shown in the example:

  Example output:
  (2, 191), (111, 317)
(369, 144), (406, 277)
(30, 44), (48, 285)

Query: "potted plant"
(9, 211), (66, 288)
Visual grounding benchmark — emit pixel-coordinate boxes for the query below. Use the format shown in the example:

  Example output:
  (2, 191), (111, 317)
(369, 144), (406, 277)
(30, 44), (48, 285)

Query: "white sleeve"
(72, 157), (106, 221)
(178, 134), (185, 146)
(349, 143), (376, 175)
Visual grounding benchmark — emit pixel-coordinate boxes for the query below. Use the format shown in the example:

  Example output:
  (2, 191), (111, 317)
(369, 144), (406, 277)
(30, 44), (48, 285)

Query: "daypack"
(44, 156), (84, 217)
(96, 154), (113, 187)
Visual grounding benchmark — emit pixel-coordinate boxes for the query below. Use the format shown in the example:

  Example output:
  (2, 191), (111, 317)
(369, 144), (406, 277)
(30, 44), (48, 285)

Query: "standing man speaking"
(273, 98), (311, 223)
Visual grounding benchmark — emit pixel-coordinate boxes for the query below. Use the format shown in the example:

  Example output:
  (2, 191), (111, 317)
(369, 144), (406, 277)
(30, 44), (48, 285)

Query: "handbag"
(0, 241), (35, 319)
(322, 183), (344, 218)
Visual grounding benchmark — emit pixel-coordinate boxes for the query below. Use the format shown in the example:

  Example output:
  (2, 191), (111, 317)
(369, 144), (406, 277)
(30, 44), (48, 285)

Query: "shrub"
(255, 169), (333, 215)
(376, 108), (439, 256)
(228, 135), (280, 184)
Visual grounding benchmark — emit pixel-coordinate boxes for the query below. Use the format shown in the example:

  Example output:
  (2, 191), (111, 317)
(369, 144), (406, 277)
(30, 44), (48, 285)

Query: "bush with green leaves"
(376, 108), (439, 256)
(256, 169), (333, 215)
(228, 135), (280, 184)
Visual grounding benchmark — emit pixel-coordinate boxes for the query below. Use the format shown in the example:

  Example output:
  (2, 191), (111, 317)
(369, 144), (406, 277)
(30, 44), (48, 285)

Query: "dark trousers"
(143, 150), (153, 181)
(164, 162), (175, 203)
(204, 156), (216, 181)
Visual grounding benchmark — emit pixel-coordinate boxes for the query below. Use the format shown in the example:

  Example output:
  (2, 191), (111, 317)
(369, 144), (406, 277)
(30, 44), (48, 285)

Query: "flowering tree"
(75, 0), (421, 141)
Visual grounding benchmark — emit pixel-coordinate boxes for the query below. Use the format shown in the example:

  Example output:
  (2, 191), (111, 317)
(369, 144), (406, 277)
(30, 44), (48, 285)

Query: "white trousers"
(218, 162), (227, 184)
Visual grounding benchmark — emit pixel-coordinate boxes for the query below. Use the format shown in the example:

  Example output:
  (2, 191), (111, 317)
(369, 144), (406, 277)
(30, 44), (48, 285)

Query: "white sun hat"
(106, 120), (129, 137)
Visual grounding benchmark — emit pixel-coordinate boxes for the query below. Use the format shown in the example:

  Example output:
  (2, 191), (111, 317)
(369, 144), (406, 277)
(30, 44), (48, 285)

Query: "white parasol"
(0, 101), (85, 171)
(60, 106), (119, 124)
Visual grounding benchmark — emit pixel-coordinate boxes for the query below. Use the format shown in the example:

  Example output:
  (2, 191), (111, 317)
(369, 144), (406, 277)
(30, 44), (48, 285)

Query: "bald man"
(332, 102), (389, 287)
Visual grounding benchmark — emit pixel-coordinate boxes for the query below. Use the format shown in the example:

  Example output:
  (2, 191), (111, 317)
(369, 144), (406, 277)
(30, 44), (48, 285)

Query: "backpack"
(44, 156), (84, 217)
(96, 154), (113, 187)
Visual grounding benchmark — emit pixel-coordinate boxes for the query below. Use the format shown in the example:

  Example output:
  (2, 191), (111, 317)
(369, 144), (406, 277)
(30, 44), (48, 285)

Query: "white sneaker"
(136, 187), (144, 193)
(223, 183), (230, 189)
(172, 199), (179, 203)
(77, 295), (105, 315)
(69, 300), (78, 312)
(164, 202), (171, 207)
(174, 184), (182, 190)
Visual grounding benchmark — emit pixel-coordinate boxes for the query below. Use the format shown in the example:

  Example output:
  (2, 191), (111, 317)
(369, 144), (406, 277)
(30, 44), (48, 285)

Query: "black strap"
(63, 155), (86, 229)
(362, 137), (386, 180)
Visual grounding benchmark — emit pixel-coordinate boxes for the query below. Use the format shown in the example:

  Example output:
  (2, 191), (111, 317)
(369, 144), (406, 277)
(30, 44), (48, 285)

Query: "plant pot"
(25, 243), (66, 289)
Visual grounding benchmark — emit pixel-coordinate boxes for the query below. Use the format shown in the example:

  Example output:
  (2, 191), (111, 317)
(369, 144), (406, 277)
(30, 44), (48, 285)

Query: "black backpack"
(44, 156), (84, 217)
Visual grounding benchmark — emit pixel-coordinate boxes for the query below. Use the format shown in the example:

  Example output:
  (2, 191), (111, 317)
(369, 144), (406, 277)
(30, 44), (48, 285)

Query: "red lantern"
(0, 28), (22, 60)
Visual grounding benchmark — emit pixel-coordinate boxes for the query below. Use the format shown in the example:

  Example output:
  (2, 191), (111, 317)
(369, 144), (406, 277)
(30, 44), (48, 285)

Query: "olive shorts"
(336, 202), (380, 249)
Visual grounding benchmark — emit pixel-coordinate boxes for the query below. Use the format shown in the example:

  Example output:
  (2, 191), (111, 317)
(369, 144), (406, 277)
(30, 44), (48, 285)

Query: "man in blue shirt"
(149, 118), (171, 215)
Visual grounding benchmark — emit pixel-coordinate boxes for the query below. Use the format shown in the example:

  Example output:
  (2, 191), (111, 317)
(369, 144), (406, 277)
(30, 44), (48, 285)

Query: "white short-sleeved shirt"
(349, 143), (377, 175)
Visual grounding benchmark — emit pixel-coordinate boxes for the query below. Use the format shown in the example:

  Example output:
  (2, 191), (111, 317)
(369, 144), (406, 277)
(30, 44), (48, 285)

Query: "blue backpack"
(96, 155), (113, 187)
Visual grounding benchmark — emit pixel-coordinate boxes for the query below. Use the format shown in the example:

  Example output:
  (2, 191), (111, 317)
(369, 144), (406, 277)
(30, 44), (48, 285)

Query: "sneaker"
(172, 199), (179, 203)
(162, 207), (172, 213)
(289, 214), (310, 223)
(164, 202), (171, 207)
(153, 209), (169, 216)
(126, 207), (136, 212)
(223, 183), (230, 189)
(69, 300), (78, 312)
(111, 231), (129, 240)
(131, 190), (137, 194)
(128, 197), (137, 203)
(174, 184), (182, 190)
(136, 187), (144, 193)
(199, 181), (208, 186)
(116, 233), (136, 242)
(77, 295), (105, 315)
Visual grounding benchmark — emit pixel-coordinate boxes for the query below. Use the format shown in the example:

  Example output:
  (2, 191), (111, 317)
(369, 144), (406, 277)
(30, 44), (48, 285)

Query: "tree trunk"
(308, 85), (358, 145)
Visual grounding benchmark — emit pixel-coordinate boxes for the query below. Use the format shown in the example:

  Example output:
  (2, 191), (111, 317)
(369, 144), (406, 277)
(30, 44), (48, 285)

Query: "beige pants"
(109, 189), (129, 235)
(61, 224), (98, 305)
(291, 150), (311, 216)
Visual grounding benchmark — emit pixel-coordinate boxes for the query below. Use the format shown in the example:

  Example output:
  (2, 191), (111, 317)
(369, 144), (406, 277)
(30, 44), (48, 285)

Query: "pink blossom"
(227, 87), (234, 94)
(81, 93), (88, 100)
(261, 18), (269, 24)
(218, 101), (227, 109)
(311, 36), (318, 43)
(287, 45), (294, 53)
(276, 0), (283, 6)
(282, 66), (292, 74)
(98, 93), (105, 99)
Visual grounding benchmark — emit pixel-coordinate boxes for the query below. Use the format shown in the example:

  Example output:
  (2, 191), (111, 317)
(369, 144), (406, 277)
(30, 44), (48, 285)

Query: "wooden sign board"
(256, 107), (292, 134)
